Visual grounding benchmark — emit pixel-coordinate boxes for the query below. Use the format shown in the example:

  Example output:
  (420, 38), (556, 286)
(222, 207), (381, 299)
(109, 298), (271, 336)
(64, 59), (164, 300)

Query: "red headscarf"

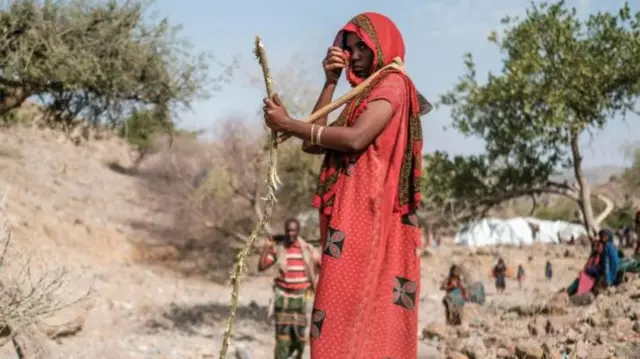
(313, 13), (427, 214)
(334, 12), (406, 87)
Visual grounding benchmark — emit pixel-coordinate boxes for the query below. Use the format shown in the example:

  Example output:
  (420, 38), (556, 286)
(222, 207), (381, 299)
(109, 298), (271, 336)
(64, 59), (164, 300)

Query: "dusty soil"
(0, 126), (637, 359)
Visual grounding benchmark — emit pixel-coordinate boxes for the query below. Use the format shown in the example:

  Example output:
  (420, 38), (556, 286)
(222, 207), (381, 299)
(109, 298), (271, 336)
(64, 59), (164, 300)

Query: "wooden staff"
(218, 36), (280, 359)
(276, 57), (405, 144)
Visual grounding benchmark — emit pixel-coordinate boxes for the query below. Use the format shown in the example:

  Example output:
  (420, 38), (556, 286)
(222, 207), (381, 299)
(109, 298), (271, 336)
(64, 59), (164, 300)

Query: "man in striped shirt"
(259, 218), (319, 359)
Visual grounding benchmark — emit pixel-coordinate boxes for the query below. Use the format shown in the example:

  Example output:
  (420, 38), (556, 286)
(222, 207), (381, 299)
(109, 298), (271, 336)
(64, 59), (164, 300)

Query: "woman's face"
(344, 32), (374, 78)
(598, 231), (609, 242)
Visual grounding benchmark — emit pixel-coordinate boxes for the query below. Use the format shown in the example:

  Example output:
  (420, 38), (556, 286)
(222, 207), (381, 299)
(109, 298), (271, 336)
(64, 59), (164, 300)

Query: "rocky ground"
(0, 126), (638, 359)
(421, 246), (640, 359)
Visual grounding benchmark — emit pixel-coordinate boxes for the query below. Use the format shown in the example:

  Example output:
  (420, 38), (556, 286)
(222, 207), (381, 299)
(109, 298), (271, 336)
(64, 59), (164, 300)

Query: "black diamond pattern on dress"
(310, 309), (326, 338)
(323, 227), (345, 259)
(392, 276), (417, 310)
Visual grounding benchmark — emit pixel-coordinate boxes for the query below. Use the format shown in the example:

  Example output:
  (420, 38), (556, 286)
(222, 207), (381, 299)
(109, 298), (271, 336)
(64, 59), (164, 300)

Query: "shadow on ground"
(146, 301), (270, 339)
(106, 161), (137, 176)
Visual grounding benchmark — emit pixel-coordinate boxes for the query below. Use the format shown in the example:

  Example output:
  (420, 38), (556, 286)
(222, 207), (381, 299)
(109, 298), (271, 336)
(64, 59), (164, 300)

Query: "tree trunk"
(12, 325), (52, 359)
(570, 132), (597, 235)
(131, 149), (147, 172)
(593, 193), (614, 226)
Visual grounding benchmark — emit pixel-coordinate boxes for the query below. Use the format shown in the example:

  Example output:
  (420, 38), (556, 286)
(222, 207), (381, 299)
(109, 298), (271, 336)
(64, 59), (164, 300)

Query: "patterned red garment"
(310, 12), (425, 359)
(260, 241), (311, 292)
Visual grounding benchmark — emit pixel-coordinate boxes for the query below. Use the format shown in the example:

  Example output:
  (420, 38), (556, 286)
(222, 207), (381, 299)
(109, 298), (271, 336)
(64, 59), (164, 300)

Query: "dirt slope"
(0, 126), (636, 359)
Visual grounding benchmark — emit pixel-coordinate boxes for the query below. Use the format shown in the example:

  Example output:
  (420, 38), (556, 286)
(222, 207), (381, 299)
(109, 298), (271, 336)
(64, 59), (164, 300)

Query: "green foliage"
(118, 108), (171, 150)
(529, 195), (633, 229)
(421, 151), (565, 225)
(433, 1), (640, 225)
(421, 152), (488, 222)
(275, 141), (322, 215)
(602, 197), (635, 229)
(532, 201), (577, 222)
(0, 0), (216, 126)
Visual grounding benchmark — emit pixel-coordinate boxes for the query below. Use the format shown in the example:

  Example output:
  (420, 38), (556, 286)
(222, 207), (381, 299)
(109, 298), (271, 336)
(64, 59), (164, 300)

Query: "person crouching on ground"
(441, 264), (467, 326)
(598, 229), (621, 289)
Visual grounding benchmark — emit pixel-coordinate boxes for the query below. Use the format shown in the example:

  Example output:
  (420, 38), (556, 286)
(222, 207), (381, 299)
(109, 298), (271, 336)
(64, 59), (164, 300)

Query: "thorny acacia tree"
(0, 0), (213, 126)
(435, 1), (640, 234)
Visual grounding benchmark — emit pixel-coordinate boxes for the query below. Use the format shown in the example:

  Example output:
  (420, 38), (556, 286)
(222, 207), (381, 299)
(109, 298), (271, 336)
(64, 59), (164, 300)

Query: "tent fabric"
(455, 217), (587, 246)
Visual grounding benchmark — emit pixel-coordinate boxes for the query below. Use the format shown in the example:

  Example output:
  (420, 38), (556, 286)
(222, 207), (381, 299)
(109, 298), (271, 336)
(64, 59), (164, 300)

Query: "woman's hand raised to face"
(323, 46), (348, 84)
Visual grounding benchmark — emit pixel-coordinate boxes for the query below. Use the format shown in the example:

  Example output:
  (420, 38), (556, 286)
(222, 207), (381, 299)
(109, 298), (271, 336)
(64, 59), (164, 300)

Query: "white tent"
(454, 217), (587, 246)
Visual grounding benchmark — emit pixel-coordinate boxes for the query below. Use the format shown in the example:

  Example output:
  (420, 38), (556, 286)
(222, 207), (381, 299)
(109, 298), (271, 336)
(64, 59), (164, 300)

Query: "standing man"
(258, 218), (319, 359)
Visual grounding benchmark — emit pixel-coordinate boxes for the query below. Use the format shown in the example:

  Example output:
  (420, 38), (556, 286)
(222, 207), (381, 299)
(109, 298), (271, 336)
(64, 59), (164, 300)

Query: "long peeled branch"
(257, 37), (281, 188)
(276, 57), (405, 144)
(217, 36), (280, 359)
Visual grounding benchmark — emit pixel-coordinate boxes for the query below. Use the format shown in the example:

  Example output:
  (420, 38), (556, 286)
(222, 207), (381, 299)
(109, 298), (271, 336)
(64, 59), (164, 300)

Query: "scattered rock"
(569, 292), (595, 306)
(527, 317), (544, 336)
(462, 336), (486, 359)
(515, 340), (543, 359)
(575, 340), (590, 358)
(447, 352), (469, 359)
(422, 323), (449, 340)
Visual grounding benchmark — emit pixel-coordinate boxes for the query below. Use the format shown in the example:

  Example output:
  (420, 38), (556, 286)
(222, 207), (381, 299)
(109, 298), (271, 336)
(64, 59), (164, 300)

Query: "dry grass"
(0, 189), (92, 335)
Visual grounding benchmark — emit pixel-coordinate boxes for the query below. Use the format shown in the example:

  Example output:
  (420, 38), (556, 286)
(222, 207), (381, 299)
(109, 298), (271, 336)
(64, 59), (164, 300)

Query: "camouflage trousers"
(273, 288), (307, 359)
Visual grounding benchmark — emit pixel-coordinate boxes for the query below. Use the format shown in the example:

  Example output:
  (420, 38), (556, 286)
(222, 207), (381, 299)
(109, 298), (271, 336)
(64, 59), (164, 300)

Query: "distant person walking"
(493, 258), (507, 294)
(516, 264), (525, 289)
(545, 260), (553, 281)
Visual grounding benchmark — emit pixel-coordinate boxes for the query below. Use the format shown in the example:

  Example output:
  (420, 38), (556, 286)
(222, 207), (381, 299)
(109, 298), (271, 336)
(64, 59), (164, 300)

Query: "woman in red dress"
(263, 12), (429, 359)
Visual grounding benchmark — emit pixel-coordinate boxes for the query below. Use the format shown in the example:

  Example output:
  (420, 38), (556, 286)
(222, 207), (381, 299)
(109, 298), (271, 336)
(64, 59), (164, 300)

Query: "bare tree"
(0, 190), (91, 358)
(129, 116), (321, 278)
(129, 56), (326, 278)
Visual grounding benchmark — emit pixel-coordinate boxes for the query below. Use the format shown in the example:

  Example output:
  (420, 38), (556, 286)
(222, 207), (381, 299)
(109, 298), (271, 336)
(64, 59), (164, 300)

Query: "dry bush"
(130, 117), (270, 280)
(129, 116), (321, 280)
(0, 190), (91, 348)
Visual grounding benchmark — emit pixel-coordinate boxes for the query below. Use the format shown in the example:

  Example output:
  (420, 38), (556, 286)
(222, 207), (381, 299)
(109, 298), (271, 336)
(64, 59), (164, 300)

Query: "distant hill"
(552, 165), (625, 185)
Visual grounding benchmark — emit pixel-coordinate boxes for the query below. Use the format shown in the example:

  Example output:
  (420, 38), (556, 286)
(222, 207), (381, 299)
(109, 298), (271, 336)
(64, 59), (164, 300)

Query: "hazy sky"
(151, 0), (640, 167)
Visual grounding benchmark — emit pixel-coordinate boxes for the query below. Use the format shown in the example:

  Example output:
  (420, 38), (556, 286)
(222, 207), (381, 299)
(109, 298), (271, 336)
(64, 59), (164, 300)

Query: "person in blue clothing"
(598, 229), (621, 288)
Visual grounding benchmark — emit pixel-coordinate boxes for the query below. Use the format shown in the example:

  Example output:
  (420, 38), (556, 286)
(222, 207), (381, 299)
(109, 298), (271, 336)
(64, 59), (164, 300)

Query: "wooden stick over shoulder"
(276, 57), (405, 144)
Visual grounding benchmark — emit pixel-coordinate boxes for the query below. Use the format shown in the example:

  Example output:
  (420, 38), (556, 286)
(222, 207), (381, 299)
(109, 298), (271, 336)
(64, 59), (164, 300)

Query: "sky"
(150, 0), (640, 167)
